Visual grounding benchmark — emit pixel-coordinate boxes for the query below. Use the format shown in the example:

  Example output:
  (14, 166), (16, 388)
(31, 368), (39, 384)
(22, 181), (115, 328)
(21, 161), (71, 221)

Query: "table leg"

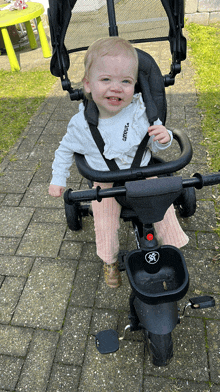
(36, 16), (51, 58)
(1, 26), (20, 71)
(24, 20), (38, 49)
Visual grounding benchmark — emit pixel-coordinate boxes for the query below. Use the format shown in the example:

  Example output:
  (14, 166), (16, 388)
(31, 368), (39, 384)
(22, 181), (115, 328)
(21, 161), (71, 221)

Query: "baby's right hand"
(49, 184), (65, 197)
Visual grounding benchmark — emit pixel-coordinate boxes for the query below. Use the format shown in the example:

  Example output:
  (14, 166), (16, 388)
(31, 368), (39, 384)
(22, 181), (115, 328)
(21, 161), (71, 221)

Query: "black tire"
(175, 187), (196, 218)
(64, 201), (82, 231)
(145, 331), (173, 366)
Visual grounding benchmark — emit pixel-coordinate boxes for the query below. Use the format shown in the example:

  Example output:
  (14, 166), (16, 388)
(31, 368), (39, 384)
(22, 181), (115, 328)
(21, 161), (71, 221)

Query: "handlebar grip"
(182, 172), (220, 189)
(199, 172), (220, 187)
(64, 187), (101, 204)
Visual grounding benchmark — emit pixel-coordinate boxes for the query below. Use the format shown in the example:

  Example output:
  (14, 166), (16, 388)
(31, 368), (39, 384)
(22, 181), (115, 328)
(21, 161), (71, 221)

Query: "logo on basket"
(145, 251), (160, 264)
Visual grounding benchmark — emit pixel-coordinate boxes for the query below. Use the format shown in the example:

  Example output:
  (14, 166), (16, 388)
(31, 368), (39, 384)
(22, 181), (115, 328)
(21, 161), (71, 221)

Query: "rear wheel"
(64, 201), (82, 231)
(175, 187), (196, 218)
(145, 331), (173, 366)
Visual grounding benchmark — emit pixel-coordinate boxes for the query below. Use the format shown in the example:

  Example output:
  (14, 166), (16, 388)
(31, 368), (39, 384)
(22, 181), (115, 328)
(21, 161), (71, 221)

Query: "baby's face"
(83, 53), (137, 119)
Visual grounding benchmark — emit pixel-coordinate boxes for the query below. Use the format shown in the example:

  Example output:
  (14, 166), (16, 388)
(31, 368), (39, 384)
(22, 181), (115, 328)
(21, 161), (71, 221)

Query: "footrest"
(95, 329), (119, 354)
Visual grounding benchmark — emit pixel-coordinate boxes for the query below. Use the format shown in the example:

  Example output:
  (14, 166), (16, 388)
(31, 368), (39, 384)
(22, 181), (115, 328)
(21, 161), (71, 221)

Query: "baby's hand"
(49, 184), (65, 197)
(148, 125), (171, 144)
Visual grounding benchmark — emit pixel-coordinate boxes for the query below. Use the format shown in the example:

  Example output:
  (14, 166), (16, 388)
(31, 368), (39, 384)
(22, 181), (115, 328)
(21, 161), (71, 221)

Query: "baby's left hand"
(148, 125), (171, 144)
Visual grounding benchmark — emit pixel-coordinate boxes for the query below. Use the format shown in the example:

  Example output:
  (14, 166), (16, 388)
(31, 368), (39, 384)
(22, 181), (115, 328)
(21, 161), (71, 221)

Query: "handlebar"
(64, 172), (220, 205)
(74, 129), (192, 183)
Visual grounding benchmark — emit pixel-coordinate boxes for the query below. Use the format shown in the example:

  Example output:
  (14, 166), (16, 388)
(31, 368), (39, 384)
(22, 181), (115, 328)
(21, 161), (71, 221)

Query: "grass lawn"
(0, 69), (56, 164)
(186, 23), (220, 238)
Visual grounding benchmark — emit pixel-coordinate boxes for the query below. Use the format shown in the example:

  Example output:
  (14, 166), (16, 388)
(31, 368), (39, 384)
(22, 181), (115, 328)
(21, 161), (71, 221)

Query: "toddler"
(49, 37), (188, 288)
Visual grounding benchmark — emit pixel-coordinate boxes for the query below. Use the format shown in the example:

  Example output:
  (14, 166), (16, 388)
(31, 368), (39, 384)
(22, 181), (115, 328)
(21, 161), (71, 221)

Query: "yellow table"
(0, 2), (51, 71)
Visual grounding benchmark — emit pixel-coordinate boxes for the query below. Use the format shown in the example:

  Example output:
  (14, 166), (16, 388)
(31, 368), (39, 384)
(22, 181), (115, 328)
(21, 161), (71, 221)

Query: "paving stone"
(29, 109), (52, 128)
(144, 318), (209, 382)
(16, 222), (66, 257)
(0, 325), (33, 356)
(89, 308), (119, 336)
(55, 307), (93, 365)
(0, 237), (21, 255)
(12, 258), (77, 329)
(6, 159), (40, 172)
(179, 200), (217, 231)
(95, 271), (131, 311)
(47, 364), (81, 392)
(78, 337), (144, 392)
(197, 232), (220, 249)
(31, 160), (54, 183)
(16, 330), (59, 392)
(29, 141), (61, 161)
(183, 249), (220, 294)
(70, 260), (102, 307)
(80, 242), (102, 262)
(211, 385), (220, 392)
(0, 207), (34, 237)
(0, 277), (26, 324)
(2, 193), (24, 206)
(0, 355), (24, 391)
(41, 120), (69, 136)
(0, 194), (6, 204)
(206, 321), (220, 384)
(59, 240), (84, 259)
(16, 128), (43, 154)
(143, 377), (211, 391)
(32, 208), (66, 223)
(20, 183), (64, 208)
(0, 169), (34, 193)
(0, 256), (34, 277)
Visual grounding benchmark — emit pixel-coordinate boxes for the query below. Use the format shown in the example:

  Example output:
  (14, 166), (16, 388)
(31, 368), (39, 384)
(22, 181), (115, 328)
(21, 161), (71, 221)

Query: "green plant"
(186, 23), (220, 237)
(0, 69), (56, 164)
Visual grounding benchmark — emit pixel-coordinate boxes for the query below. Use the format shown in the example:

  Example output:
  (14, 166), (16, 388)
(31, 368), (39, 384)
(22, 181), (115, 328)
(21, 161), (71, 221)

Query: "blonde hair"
(82, 37), (138, 100)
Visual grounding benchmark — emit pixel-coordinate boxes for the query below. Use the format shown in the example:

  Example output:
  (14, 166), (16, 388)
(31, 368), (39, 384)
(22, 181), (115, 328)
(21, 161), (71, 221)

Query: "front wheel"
(145, 331), (173, 366)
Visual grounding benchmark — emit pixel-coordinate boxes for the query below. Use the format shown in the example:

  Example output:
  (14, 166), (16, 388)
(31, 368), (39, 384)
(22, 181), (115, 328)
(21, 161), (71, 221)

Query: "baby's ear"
(83, 76), (91, 93)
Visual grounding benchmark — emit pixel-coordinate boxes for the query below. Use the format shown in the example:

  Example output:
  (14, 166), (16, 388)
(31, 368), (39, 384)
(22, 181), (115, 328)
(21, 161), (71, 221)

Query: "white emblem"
(145, 251), (160, 264)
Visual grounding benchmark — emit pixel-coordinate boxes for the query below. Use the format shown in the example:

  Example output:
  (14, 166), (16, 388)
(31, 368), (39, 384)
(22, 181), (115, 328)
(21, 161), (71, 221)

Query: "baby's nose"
(110, 81), (122, 91)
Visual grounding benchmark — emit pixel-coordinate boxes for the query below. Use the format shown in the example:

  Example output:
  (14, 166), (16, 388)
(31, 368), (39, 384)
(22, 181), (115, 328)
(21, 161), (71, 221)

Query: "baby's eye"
(122, 79), (132, 84)
(101, 78), (110, 82)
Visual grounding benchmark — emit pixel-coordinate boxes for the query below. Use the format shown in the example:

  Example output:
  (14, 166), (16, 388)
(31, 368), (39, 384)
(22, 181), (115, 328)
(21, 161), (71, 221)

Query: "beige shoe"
(103, 261), (122, 288)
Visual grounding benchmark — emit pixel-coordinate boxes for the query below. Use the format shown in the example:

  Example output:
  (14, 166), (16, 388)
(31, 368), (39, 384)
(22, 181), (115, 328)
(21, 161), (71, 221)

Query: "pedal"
(189, 296), (215, 309)
(95, 329), (119, 354)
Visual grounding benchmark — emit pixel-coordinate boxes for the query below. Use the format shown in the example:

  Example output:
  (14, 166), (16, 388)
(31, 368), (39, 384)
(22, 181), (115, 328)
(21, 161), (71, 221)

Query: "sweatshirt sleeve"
(51, 109), (88, 187)
(148, 119), (173, 153)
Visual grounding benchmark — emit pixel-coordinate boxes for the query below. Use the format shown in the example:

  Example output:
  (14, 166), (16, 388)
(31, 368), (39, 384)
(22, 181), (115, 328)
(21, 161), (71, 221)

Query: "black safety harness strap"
(88, 122), (151, 171)
(88, 123), (119, 171)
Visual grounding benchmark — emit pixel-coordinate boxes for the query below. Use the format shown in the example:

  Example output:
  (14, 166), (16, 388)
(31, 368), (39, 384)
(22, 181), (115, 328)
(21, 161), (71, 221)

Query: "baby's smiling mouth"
(107, 97), (122, 101)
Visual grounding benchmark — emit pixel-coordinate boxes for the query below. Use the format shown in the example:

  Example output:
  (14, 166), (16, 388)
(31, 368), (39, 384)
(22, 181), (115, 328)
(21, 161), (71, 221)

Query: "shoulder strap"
(131, 131), (150, 168)
(86, 101), (151, 171)
(88, 123), (119, 171)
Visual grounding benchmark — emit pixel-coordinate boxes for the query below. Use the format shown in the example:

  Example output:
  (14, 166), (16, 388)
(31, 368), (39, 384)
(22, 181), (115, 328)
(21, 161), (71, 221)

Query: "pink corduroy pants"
(92, 182), (189, 265)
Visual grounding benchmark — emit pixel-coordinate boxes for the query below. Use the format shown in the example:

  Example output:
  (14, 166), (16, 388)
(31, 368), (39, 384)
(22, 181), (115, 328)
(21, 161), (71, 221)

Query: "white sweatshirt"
(51, 93), (173, 187)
